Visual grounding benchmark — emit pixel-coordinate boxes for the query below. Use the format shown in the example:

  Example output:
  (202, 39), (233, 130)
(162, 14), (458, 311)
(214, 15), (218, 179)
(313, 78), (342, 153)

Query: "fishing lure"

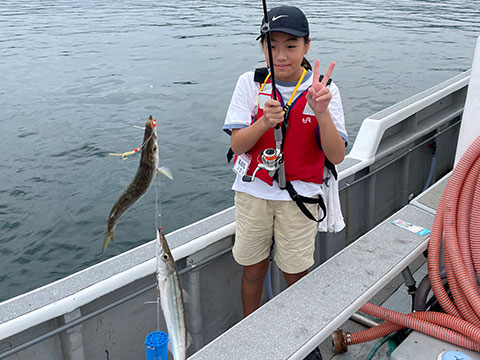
(109, 119), (157, 160)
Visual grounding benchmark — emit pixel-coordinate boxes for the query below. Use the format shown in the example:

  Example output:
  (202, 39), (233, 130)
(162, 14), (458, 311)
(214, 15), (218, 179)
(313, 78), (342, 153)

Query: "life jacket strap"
(227, 147), (235, 163)
(324, 158), (338, 180)
(319, 74), (333, 86)
(285, 181), (326, 223)
(254, 67), (332, 86)
(254, 67), (270, 83)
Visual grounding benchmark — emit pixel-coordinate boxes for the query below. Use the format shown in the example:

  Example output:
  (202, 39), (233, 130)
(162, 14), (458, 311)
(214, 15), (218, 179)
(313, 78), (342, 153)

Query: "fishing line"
(154, 127), (164, 332)
(109, 122), (155, 160)
(154, 149), (162, 331)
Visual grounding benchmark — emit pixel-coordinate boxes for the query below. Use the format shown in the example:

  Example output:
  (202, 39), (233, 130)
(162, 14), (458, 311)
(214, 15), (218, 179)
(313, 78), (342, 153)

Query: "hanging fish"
(103, 116), (172, 252)
(157, 228), (188, 360)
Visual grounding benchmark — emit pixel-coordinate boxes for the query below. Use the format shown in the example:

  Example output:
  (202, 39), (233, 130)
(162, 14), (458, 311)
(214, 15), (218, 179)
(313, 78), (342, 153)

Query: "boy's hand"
(306, 60), (335, 114)
(262, 98), (284, 128)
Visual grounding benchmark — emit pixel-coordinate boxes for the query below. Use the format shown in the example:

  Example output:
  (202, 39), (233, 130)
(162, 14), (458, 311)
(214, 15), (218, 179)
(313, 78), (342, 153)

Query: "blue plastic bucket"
(145, 331), (169, 360)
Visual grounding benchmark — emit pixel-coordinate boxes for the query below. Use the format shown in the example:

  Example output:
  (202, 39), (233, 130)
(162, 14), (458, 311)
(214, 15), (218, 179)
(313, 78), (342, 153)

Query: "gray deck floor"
(324, 256), (427, 360)
(189, 175), (451, 360)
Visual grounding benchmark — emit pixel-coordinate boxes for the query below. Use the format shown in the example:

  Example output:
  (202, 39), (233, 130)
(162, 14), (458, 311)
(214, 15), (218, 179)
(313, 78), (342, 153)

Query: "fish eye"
(162, 254), (169, 261)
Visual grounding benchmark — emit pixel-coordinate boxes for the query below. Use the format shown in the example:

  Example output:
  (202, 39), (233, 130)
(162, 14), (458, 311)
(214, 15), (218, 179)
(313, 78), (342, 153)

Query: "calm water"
(1, 0), (479, 302)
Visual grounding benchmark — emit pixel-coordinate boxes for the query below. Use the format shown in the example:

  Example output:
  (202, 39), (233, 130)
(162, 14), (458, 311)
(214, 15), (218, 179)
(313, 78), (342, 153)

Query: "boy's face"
(263, 32), (310, 83)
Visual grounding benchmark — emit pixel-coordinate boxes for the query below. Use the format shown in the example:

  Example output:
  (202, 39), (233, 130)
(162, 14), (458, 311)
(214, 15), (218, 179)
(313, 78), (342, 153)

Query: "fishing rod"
(261, 0), (277, 101)
(258, 0), (287, 188)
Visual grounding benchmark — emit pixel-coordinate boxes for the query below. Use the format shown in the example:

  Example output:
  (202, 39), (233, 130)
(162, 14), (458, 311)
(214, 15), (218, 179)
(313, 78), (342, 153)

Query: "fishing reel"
(242, 148), (283, 182)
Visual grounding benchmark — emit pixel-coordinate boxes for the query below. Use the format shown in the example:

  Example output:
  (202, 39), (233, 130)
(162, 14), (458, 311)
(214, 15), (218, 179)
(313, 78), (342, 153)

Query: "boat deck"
(189, 175), (449, 360)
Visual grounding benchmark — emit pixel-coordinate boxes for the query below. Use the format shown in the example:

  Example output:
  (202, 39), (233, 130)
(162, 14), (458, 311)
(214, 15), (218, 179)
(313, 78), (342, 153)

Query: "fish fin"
(187, 331), (193, 350)
(103, 231), (114, 253)
(167, 338), (180, 355)
(182, 289), (190, 303)
(157, 166), (174, 180)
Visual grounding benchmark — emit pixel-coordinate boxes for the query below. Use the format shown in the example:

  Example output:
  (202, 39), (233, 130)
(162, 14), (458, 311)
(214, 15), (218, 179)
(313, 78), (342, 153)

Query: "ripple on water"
(1, 221), (21, 231)
(50, 144), (106, 159)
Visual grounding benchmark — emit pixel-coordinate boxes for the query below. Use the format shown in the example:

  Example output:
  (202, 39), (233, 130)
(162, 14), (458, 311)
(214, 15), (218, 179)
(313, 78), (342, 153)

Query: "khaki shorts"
(233, 191), (318, 274)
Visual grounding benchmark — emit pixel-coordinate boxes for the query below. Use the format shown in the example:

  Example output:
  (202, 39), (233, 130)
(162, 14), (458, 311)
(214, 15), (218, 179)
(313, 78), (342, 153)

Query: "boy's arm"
(307, 60), (346, 164)
(230, 99), (284, 154)
(315, 110), (345, 164)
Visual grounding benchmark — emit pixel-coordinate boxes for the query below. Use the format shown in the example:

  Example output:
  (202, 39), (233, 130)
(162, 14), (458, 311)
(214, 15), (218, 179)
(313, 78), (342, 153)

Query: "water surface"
(0, 0), (479, 301)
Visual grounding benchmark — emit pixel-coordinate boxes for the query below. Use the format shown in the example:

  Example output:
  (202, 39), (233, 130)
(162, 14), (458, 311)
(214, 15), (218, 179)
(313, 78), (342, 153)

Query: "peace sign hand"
(306, 60), (336, 114)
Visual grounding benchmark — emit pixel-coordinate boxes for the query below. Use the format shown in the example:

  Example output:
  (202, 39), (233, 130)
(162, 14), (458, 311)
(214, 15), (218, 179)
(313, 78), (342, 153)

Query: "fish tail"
(103, 231), (115, 253)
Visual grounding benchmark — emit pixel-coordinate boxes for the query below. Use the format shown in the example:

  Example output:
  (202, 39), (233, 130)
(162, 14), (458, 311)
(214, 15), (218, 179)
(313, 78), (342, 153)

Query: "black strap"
(254, 67), (270, 83)
(319, 74), (332, 86)
(255, 67), (332, 85)
(324, 158), (337, 180)
(285, 181), (326, 222)
(227, 147), (235, 163)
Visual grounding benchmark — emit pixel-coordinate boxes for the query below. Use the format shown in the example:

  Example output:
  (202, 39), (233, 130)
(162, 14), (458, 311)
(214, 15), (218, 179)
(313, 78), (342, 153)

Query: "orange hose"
(428, 195), (461, 317)
(346, 320), (403, 344)
(339, 136), (480, 352)
(347, 304), (480, 352)
(472, 180), (480, 274)
(432, 136), (480, 324)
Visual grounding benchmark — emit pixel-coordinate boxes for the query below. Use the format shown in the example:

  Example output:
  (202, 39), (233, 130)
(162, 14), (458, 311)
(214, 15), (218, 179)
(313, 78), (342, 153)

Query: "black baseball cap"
(257, 6), (309, 40)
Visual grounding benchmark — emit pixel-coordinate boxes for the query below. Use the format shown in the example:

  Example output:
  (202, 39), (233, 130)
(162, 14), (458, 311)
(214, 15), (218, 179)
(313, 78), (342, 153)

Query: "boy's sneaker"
(303, 347), (323, 360)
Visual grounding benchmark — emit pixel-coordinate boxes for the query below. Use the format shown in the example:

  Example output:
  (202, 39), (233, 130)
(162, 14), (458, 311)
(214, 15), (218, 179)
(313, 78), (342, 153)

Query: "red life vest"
(246, 77), (325, 186)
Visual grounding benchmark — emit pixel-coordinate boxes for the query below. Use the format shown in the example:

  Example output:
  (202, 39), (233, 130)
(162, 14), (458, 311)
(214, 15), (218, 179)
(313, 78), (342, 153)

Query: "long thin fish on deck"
(103, 115), (161, 252)
(157, 228), (187, 360)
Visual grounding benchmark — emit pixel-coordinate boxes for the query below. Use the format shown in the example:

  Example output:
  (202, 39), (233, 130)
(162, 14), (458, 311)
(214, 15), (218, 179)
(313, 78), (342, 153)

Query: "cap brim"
(256, 29), (308, 41)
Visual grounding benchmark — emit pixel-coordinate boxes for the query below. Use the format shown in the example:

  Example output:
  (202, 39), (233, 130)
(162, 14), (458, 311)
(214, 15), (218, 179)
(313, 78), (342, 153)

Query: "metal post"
(60, 309), (86, 360)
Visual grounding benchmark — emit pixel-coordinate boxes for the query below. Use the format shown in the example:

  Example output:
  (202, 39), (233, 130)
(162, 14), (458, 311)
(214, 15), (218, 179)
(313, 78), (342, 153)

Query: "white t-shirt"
(223, 69), (348, 201)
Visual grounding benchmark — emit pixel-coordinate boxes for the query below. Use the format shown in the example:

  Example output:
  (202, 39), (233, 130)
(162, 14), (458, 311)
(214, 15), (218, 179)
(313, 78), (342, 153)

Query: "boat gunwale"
(0, 69), (470, 345)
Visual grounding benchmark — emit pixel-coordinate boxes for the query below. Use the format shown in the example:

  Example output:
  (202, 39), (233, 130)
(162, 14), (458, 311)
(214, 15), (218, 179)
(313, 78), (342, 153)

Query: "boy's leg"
(282, 269), (308, 287)
(241, 257), (270, 316)
(233, 192), (274, 316)
(273, 199), (318, 277)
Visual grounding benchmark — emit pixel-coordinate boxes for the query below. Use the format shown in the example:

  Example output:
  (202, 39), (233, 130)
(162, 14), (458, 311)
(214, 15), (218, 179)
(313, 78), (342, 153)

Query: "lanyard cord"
(258, 68), (308, 115)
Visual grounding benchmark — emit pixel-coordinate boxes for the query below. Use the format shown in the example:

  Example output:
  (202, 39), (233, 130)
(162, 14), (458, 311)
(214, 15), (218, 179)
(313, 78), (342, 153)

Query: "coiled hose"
(414, 267), (480, 312)
(333, 136), (480, 354)
(414, 266), (447, 312)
